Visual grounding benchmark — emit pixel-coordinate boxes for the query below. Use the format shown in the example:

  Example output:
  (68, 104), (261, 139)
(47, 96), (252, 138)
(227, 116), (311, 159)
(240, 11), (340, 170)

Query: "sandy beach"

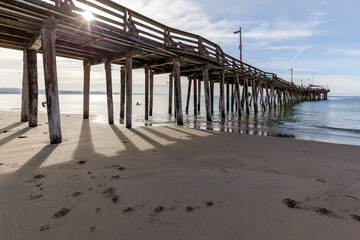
(0, 111), (360, 240)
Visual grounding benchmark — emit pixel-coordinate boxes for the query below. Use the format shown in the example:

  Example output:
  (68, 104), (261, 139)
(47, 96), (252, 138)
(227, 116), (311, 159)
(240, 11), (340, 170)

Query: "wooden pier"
(0, 0), (330, 144)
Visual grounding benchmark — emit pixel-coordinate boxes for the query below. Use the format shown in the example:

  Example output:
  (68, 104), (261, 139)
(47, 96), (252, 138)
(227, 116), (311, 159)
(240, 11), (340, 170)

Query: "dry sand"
(0, 111), (360, 240)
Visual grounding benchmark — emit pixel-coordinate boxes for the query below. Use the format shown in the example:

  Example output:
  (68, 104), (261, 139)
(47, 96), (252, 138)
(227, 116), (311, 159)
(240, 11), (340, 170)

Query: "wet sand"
(1, 111), (360, 240)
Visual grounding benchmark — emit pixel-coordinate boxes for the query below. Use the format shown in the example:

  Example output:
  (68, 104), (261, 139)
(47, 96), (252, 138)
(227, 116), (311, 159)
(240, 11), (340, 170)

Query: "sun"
(82, 11), (94, 21)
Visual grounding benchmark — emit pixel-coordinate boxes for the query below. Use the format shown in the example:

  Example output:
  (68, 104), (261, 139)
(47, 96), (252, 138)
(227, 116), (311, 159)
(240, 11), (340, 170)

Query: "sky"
(1, 0), (360, 95)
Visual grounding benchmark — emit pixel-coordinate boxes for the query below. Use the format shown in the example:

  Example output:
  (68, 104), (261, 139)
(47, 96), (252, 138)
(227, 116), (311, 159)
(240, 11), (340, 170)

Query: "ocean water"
(1, 94), (360, 146)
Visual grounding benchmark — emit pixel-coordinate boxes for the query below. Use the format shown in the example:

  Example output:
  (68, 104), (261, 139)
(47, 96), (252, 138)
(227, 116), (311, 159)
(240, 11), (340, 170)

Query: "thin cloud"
(244, 16), (323, 42)
(326, 48), (360, 57)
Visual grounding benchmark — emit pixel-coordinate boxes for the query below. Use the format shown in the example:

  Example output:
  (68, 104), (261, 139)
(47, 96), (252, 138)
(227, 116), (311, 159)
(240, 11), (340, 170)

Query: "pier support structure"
(83, 61), (90, 119)
(41, 18), (62, 144)
(173, 59), (183, 125)
(126, 57), (133, 128)
(27, 49), (38, 127)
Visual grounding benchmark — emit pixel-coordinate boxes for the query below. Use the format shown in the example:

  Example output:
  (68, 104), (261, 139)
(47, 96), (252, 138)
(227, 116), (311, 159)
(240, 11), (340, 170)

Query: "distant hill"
(0, 88), (109, 95)
(0, 88), (150, 95)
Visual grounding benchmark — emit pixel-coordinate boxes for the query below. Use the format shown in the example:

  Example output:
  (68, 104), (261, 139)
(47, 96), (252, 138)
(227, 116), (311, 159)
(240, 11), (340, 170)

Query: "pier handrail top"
(0, 0), (328, 91)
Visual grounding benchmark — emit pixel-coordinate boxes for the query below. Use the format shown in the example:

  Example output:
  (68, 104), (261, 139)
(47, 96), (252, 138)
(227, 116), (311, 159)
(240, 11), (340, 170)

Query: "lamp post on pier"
(289, 68), (294, 83)
(234, 27), (242, 61)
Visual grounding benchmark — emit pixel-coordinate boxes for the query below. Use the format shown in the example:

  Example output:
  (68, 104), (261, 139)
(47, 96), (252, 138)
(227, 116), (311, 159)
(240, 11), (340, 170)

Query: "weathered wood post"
(219, 70), (226, 119)
(244, 78), (250, 114)
(234, 74), (242, 117)
(231, 84), (234, 112)
(144, 64), (149, 120)
(83, 61), (90, 119)
(150, 71), (154, 116)
(105, 61), (114, 124)
(21, 50), (29, 122)
(185, 78), (192, 114)
(173, 58), (183, 125)
(193, 74), (198, 115)
(120, 66), (126, 121)
(259, 83), (266, 110)
(168, 74), (173, 114)
(226, 82), (230, 112)
(197, 78), (201, 112)
(210, 79), (214, 115)
(41, 18), (62, 144)
(27, 49), (38, 127)
(252, 81), (258, 113)
(203, 66), (212, 122)
(126, 57), (133, 128)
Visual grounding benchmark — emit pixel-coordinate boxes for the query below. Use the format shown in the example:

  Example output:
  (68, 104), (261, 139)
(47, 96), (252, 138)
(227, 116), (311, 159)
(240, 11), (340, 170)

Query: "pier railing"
(38, 0), (296, 88)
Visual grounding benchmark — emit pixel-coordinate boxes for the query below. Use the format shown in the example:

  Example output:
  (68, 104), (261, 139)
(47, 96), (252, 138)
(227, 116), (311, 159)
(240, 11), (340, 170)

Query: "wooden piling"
(219, 71), (225, 119)
(173, 59), (183, 125)
(150, 71), (154, 116)
(21, 50), (29, 122)
(27, 49), (38, 127)
(252, 81), (258, 113)
(126, 57), (133, 128)
(234, 74), (242, 117)
(244, 78), (250, 114)
(198, 78), (201, 112)
(105, 61), (114, 124)
(83, 61), (90, 119)
(185, 78), (192, 114)
(203, 67), (212, 121)
(193, 74), (198, 115)
(210, 79), (214, 115)
(226, 82), (230, 112)
(120, 66), (125, 121)
(168, 74), (173, 114)
(231, 84), (234, 112)
(144, 64), (149, 120)
(259, 83), (266, 110)
(41, 18), (62, 144)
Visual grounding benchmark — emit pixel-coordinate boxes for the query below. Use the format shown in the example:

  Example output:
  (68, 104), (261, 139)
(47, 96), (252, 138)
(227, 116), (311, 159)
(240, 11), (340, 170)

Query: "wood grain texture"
(41, 24), (62, 144)
(173, 59), (183, 125)
(27, 49), (38, 127)
(126, 57), (132, 128)
(83, 61), (90, 119)
(105, 61), (114, 124)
